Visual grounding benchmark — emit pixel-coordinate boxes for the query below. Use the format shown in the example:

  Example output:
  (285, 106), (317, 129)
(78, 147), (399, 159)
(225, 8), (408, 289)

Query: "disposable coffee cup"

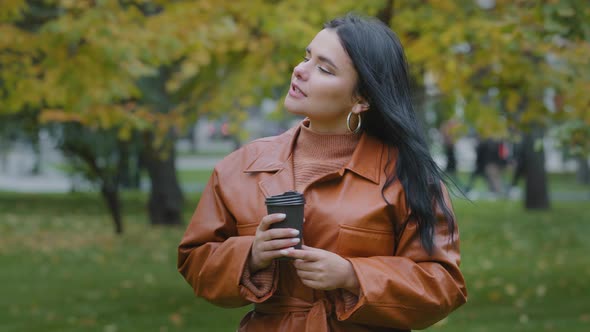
(265, 191), (305, 252)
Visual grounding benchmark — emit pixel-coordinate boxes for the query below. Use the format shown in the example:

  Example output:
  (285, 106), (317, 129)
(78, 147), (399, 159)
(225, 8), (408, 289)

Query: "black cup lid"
(272, 191), (301, 197)
(266, 198), (305, 205)
(265, 191), (305, 205)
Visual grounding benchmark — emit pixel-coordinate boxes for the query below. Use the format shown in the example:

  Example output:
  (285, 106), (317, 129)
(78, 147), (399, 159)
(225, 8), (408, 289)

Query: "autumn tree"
(0, 0), (213, 231)
(390, 0), (590, 209)
(5, 0), (585, 227)
(0, 0), (385, 232)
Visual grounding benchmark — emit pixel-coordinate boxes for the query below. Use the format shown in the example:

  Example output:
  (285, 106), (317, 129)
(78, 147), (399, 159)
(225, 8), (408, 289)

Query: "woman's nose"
(293, 61), (309, 81)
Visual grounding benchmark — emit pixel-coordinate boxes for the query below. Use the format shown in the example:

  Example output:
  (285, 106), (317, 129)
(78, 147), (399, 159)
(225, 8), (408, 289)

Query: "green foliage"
(52, 123), (142, 188)
(394, 0), (590, 144)
(1, 191), (589, 331)
(0, 0), (386, 137)
(0, 0), (27, 22)
(551, 120), (590, 157)
(1, 1), (588, 147)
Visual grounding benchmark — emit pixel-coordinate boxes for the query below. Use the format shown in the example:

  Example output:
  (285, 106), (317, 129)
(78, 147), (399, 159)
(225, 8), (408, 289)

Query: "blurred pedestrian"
(508, 140), (522, 186)
(507, 139), (525, 197)
(464, 138), (507, 195)
(178, 14), (466, 332)
(440, 118), (462, 186)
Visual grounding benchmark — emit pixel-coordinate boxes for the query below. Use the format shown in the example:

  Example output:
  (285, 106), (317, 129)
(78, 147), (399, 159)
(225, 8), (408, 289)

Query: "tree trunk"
(0, 139), (7, 172)
(189, 125), (198, 153)
(31, 133), (42, 175)
(142, 140), (183, 226)
(101, 184), (123, 234)
(118, 140), (141, 189)
(61, 133), (126, 234)
(376, 0), (394, 25)
(523, 128), (550, 209)
(576, 156), (590, 185)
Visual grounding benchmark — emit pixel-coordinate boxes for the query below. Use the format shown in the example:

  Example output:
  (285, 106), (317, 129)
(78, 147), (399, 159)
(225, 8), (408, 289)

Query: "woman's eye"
(302, 56), (310, 62)
(318, 66), (332, 74)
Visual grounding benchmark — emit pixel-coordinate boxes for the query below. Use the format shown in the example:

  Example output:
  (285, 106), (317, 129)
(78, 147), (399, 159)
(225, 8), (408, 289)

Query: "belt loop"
(306, 298), (332, 332)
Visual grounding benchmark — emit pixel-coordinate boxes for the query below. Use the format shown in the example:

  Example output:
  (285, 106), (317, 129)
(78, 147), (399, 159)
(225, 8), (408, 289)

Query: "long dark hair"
(325, 14), (456, 254)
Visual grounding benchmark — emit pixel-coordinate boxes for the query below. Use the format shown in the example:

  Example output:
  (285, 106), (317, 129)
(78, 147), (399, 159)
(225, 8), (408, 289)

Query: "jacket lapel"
(344, 133), (385, 185)
(257, 156), (295, 197)
(243, 125), (300, 198)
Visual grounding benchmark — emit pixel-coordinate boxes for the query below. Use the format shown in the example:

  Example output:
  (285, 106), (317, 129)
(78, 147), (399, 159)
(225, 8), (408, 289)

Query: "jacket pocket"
(336, 224), (394, 258)
(236, 222), (258, 236)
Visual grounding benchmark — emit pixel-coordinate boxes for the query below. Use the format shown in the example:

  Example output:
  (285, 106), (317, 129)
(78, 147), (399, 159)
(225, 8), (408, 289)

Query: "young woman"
(178, 14), (467, 332)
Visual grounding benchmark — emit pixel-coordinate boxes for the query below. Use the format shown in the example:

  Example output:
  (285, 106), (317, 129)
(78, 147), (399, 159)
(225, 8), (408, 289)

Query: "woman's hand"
(249, 213), (300, 273)
(286, 245), (360, 294)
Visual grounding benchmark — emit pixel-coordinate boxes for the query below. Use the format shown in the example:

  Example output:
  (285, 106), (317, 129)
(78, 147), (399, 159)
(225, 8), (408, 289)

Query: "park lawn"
(0, 192), (589, 332)
(177, 169), (214, 185)
(0, 192), (250, 332)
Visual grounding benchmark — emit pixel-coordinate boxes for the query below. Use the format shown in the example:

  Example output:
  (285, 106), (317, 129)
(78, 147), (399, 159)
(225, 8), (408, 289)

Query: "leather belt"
(254, 296), (333, 332)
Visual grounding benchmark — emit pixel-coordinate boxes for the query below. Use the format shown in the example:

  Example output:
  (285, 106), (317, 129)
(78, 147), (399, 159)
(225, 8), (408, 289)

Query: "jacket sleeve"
(177, 168), (278, 308)
(332, 187), (467, 330)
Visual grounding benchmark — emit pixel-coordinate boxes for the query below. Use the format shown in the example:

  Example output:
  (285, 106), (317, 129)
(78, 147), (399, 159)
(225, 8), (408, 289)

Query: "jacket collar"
(243, 125), (299, 173)
(244, 120), (384, 185)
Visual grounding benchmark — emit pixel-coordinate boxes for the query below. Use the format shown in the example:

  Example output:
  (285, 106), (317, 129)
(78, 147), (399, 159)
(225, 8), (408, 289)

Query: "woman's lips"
(289, 82), (307, 98)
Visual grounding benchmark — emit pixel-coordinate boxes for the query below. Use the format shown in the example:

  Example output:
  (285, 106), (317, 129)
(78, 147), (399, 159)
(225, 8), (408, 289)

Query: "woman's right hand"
(249, 213), (300, 273)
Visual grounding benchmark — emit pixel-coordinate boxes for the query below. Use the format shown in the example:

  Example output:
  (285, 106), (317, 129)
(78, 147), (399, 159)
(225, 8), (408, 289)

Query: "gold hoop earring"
(346, 112), (362, 134)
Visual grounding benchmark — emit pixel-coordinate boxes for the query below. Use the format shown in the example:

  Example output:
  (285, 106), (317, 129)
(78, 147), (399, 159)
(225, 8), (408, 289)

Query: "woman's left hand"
(286, 245), (359, 294)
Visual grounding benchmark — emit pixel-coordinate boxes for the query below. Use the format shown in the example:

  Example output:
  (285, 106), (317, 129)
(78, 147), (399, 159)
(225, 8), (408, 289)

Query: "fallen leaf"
(504, 284), (517, 296)
(169, 313), (183, 326)
(104, 324), (118, 332)
(487, 290), (502, 302)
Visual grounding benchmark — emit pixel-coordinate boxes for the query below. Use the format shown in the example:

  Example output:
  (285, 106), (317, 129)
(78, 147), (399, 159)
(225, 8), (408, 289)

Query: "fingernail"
(291, 237), (300, 243)
(279, 249), (289, 255)
(278, 213), (286, 218)
(290, 229), (299, 236)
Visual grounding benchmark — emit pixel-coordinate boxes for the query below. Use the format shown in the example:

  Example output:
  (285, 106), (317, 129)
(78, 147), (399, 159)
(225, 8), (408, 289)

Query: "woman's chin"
(283, 101), (305, 116)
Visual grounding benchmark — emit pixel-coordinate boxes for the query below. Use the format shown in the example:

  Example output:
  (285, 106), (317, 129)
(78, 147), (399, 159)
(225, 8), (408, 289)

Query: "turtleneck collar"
(295, 119), (361, 159)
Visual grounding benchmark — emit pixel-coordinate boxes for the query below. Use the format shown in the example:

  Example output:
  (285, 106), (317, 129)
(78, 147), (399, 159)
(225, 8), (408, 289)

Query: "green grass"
(0, 192), (250, 332)
(1, 192), (589, 331)
(177, 169), (214, 185)
(546, 172), (590, 192)
(177, 150), (232, 158)
(433, 199), (590, 331)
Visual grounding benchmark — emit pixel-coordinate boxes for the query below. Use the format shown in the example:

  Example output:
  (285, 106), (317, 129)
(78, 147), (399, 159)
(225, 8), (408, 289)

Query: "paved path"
(0, 173), (72, 193)
(1, 169), (588, 202)
(460, 188), (590, 202)
(0, 155), (223, 193)
(176, 156), (222, 170)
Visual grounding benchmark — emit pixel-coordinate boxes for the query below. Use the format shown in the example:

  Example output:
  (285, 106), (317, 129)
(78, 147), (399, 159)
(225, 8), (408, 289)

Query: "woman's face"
(284, 29), (366, 133)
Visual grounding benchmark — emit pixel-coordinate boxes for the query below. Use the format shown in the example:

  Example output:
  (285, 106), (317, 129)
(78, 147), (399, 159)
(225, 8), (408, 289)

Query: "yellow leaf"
(117, 125), (132, 141)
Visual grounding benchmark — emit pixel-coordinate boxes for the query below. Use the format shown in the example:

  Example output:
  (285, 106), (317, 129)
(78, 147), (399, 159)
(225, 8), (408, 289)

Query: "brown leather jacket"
(178, 122), (467, 331)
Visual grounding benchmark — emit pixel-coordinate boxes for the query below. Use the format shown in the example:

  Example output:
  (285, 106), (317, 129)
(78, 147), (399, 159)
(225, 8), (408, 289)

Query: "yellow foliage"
(505, 92), (520, 114)
(39, 110), (83, 124)
(118, 125), (132, 141)
(0, 0), (27, 21)
(2, 0), (588, 147)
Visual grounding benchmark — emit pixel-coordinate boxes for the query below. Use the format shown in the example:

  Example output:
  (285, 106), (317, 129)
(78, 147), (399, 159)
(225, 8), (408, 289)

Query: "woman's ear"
(352, 97), (370, 114)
